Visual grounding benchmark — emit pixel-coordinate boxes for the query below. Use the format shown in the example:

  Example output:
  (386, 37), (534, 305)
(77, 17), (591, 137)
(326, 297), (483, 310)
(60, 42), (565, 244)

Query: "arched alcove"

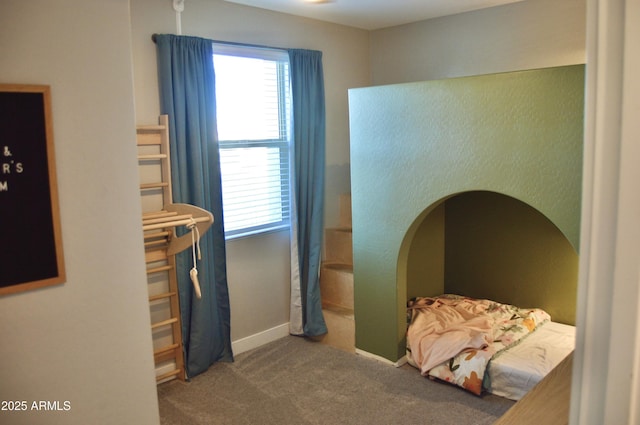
(403, 191), (578, 325)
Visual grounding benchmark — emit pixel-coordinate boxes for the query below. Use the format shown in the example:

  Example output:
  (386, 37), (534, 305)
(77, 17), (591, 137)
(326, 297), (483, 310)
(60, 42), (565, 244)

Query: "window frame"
(212, 43), (292, 240)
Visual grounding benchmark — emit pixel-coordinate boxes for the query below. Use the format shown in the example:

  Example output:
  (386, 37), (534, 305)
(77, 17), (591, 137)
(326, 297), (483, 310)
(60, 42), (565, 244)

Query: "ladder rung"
(151, 317), (179, 330)
(140, 182), (169, 190)
(143, 213), (192, 226)
(143, 210), (176, 219)
(154, 346), (180, 364)
(144, 239), (169, 249)
(138, 154), (168, 160)
(146, 265), (173, 274)
(144, 232), (170, 242)
(154, 343), (180, 357)
(137, 124), (166, 131)
(149, 292), (177, 302)
(145, 250), (168, 264)
(156, 369), (181, 382)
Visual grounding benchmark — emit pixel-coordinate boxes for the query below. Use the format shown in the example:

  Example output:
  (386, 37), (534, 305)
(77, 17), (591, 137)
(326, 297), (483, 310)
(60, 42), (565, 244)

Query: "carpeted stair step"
(324, 227), (353, 265)
(318, 193), (354, 353)
(320, 263), (354, 310)
(320, 303), (355, 353)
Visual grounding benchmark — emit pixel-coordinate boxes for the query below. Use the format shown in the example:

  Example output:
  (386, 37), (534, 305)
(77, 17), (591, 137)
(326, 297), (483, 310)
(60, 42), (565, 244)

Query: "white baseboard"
(395, 355), (408, 367)
(152, 324), (290, 382)
(231, 322), (290, 356)
(355, 348), (407, 368)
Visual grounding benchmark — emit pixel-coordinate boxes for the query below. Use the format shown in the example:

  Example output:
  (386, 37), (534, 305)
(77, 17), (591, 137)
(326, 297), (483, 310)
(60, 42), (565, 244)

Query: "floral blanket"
(406, 294), (550, 395)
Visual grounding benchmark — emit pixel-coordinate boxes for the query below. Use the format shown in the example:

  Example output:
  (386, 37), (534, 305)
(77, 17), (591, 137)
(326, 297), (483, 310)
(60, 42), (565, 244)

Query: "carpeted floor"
(157, 336), (514, 424)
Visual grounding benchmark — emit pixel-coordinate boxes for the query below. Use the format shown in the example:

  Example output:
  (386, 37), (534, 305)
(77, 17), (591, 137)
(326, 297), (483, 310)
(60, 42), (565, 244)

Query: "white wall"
(370, 0), (585, 85)
(570, 0), (640, 423)
(0, 1), (159, 425)
(129, 0), (370, 346)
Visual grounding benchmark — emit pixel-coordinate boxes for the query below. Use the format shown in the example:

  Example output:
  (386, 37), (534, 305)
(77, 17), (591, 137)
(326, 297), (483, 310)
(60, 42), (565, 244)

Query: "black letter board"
(0, 85), (65, 295)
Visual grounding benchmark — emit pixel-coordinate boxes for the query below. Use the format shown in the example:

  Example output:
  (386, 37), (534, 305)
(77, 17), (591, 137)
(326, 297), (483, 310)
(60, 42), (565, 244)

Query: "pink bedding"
(406, 295), (550, 395)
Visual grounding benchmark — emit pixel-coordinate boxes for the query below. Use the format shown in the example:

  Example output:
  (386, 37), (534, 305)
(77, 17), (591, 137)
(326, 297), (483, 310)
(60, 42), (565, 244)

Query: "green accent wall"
(348, 65), (585, 361)
(444, 191), (578, 325)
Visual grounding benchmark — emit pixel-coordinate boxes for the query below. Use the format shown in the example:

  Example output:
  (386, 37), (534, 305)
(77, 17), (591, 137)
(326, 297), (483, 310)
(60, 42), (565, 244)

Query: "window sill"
(224, 224), (290, 242)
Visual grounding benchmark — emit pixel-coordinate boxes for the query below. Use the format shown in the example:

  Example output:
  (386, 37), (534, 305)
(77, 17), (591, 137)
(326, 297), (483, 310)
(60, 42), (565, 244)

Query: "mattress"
(485, 321), (575, 400)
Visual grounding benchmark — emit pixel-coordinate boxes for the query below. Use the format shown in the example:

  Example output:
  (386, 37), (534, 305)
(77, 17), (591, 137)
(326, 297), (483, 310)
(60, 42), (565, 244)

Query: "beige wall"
(0, 1), (159, 424)
(0, 0), (590, 422)
(129, 0), (370, 345)
(370, 0), (585, 85)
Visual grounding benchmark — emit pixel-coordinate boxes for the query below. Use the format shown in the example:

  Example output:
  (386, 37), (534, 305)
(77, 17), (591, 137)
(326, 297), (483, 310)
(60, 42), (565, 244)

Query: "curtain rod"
(151, 33), (288, 52)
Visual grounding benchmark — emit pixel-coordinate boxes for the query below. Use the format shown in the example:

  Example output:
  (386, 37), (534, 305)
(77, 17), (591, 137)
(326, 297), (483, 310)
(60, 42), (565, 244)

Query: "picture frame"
(0, 84), (66, 295)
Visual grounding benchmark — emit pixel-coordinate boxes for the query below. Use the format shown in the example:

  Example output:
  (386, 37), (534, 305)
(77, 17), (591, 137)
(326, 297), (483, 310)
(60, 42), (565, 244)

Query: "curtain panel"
(155, 34), (233, 378)
(288, 49), (328, 337)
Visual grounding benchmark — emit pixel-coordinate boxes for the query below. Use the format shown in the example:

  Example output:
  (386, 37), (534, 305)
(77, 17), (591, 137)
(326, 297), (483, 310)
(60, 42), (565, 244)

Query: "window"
(213, 44), (291, 239)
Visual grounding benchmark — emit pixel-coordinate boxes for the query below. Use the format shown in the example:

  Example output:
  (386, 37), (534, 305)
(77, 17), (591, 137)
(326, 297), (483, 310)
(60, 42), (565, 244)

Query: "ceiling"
(222, 0), (525, 30)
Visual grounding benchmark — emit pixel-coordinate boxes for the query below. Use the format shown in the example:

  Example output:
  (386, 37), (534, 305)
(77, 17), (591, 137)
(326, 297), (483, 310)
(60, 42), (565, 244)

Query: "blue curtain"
(155, 34), (233, 378)
(288, 49), (328, 337)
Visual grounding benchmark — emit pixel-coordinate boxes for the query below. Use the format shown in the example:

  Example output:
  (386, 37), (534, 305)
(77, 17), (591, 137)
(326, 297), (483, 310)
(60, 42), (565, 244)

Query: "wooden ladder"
(137, 115), (186, 383)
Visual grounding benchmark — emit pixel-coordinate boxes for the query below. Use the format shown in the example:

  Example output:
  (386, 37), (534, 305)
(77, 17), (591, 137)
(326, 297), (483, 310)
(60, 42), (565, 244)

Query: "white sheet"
(486, 321), (575, 400)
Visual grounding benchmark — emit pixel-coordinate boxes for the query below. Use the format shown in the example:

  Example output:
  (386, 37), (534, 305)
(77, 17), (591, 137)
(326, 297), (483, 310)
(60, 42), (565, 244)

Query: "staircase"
(319, 194), (355, 352)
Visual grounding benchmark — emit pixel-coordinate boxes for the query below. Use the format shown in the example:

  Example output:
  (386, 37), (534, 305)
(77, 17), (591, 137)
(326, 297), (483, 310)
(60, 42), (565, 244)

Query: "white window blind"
(213, 44), (291, 239)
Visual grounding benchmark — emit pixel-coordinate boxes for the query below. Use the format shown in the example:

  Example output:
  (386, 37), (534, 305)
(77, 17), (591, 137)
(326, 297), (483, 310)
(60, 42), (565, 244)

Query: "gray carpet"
(158, 336), (514, 424)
